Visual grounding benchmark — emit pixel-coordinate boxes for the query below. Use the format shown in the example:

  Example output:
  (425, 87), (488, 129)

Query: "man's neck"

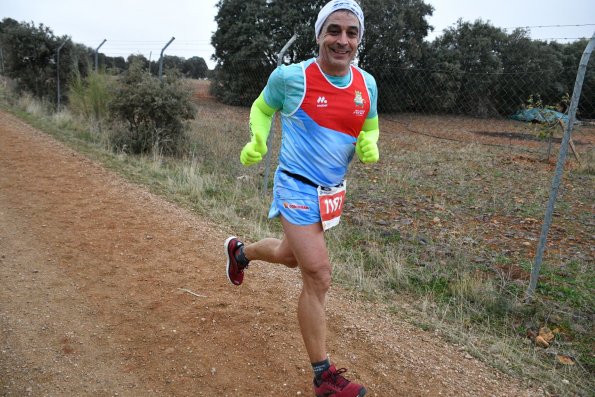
(315, 57), (350, 77)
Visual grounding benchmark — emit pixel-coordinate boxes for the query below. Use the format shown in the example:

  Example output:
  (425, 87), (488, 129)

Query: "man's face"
(316, 10), (360, 76)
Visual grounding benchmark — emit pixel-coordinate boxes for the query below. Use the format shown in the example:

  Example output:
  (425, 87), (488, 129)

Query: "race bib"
(318, 181), (346, 231)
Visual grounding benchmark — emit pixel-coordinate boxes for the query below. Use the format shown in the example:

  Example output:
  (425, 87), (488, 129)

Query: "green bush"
(68, 71), (113, 128)
(0, 18), (92, 104)
(109, 61), (195, 155)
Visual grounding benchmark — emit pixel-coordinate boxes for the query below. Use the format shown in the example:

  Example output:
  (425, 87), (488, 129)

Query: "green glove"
(240, 132), (268, 166)
(356, 129), (379, 164)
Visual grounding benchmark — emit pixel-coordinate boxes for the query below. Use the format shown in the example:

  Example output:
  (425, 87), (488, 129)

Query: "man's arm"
(240, 92), (277, 166)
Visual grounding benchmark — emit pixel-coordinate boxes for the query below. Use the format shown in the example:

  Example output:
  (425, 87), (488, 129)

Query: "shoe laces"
(325, 367), (350, 389)
(234, 243), (250, 270)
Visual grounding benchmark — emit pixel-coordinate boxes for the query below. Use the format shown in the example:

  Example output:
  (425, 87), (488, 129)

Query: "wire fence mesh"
(204, 58), (595, 161)
(372, 65), (594, 162)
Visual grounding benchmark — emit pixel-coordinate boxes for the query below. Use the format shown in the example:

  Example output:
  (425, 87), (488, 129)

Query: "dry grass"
(17, 92), (47, 116)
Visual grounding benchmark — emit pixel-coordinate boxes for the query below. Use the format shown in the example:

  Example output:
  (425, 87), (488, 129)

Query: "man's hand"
(240, 132), (268, 166)
(355, 129), (379, 164)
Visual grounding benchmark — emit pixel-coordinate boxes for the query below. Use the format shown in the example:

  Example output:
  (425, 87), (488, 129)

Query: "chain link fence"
(205, 56), (594, 160)
(370, 64), (594, 162)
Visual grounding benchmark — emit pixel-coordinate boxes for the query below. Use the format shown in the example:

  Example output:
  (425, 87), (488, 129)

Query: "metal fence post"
(94, 39), (107, 72)
(0, 47), (5, 74)
(526, 32), (595, 302)
(55, 40), (67, 112)
(262, 34), (298, 196)
(158, 37), (175, 81)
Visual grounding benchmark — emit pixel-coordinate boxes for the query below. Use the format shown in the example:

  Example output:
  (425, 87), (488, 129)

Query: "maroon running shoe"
(313, 365), (367, 397)
(224, 236), (247, 286)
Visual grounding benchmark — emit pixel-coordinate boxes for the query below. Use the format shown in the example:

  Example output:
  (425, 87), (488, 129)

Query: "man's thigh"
(280, 216), (329, 273)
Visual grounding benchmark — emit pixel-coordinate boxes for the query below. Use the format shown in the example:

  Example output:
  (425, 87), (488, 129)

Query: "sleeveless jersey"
(278, 61), (371, 187)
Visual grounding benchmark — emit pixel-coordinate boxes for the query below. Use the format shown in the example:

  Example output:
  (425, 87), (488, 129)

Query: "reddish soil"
(0, 109), (547, 396)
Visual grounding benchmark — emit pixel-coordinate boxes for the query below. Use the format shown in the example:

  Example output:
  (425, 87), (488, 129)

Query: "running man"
(225, 1), (379, 396)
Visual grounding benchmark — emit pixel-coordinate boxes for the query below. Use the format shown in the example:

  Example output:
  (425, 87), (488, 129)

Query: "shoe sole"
(315, 386), (367, 397)
(359, 387), (367, 396)
(224, 236), (237, 285)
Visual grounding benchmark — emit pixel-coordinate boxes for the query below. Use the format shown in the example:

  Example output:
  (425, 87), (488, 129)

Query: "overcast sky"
(2, 0), (594, 69)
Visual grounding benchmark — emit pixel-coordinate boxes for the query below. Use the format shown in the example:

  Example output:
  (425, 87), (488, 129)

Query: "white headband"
(314, 0), (365, 42)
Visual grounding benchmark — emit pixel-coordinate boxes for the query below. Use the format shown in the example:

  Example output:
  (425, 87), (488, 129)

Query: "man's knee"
(301, 263), (332, 292)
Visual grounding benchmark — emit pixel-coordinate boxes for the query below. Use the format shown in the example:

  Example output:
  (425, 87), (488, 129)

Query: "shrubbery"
(109, 62), (195, 155)
(68, 71), (113, 130)
(0, 18), (91, 103)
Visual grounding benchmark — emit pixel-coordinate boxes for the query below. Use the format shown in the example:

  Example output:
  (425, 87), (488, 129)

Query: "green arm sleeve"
(361, 116), (379, 141)
(249, 92), (277, 144)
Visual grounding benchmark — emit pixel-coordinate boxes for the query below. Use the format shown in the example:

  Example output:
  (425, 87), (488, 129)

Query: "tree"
(1, 18), (61, 99)
(210, 0), (274, 105)
(0, 18), (89, 103)
(266, 0), (327, 63)
(105, 56), (127, 74)
(355, 0), (434, 113)
(419, 19), (509, 117)
(127, 54), (149, 71)
(557, 39), (595, 119)
(161, 55), (185, 74)
(497, 30), (565, 115)
(183, 56), (209, 79)
(358, 0), (433, 69)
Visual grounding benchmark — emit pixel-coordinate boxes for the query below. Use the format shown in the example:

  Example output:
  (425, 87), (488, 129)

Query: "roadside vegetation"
(0, 71), (593, 396)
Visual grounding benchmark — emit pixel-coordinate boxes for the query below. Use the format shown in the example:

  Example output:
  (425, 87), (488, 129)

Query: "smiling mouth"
(331, 48), (350, 55)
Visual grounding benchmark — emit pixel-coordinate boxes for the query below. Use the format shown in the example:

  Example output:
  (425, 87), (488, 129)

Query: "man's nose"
(337, 31), (349, 45)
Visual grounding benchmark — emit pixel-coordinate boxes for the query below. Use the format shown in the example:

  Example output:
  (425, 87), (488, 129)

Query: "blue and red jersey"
(263, 58), (377, 188)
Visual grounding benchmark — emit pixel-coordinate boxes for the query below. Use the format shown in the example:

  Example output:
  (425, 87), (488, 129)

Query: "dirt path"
(0, 109), (544, 396)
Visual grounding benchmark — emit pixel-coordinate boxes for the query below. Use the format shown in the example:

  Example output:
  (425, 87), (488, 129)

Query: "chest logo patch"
(354, 90), (365, 107)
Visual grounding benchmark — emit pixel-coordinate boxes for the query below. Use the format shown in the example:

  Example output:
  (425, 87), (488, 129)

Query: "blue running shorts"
(268, 169), (321, 226)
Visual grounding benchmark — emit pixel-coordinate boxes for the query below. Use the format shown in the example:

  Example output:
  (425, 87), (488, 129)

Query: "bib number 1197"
(318, 181), (346, 231)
